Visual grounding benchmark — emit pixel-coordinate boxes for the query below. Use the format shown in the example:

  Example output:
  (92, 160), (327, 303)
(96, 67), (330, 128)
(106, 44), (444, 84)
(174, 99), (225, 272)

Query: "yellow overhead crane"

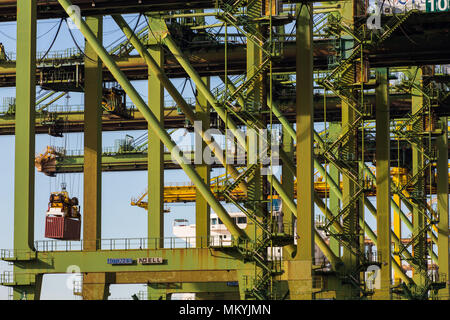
(131, 166), (450, 209)
(131, 170), (247, 208)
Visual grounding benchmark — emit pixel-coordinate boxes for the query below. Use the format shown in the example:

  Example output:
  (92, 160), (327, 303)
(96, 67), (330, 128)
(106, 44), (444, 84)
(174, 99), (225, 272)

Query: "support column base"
(82, 273), (111, 300)
(287, 260), (314, 300)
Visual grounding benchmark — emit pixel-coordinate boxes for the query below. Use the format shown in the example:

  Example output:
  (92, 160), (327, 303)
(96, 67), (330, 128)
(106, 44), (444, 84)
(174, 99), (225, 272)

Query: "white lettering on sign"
(138, 257), (164, 264)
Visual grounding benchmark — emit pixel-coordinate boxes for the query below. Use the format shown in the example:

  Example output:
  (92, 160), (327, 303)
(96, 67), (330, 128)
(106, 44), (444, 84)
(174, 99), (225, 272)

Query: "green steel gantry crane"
(0, 0), (449, 300)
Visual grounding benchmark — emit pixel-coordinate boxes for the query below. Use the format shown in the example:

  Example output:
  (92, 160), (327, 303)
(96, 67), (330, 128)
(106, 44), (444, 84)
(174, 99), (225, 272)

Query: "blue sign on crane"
(107, 258), (134, 265)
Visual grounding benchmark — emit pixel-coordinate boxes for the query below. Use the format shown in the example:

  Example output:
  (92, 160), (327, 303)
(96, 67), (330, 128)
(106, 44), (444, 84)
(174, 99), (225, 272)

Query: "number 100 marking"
(428, 0), (450, 11)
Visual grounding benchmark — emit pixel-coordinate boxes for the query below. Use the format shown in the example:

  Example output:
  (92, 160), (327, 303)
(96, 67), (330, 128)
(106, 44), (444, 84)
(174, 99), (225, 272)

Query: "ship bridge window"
(174, 219), (188, 226)
(211, 218), (218, 225)
(237, 217), (247, 224)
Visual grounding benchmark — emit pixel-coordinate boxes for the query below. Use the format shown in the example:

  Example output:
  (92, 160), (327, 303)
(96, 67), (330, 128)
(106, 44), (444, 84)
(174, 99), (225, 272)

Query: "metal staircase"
(212, 0), (288, 300)
(314, 10), (418, 298)
(391, 76), (442, 295)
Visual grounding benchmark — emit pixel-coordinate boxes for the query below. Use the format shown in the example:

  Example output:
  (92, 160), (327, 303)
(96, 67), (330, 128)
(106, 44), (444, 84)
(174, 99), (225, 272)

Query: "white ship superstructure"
(172, 200), (330, 264)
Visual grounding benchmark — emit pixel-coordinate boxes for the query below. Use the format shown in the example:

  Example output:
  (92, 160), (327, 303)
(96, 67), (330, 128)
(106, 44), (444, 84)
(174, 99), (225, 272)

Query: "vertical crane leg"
(83, 16), (103, 252)
(195, 77), (211, 249)
(82, 15), (106, 300)
(288, 2), (314, 300)
(12, 0), (40, 300)
(437, 116), (449, 299)
(82, 273), (111, 300)
(277, 13), (291, 232)
(14, 0), (36, 256)
(374, 68), (392, 299)
(192, 75), (222, 304)
(147, 44), (164, 247)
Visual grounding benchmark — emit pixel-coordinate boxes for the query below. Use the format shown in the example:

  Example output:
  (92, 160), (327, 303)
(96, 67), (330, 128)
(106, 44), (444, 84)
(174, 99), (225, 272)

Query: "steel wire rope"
(76, 130), (81, 199)
(38, 18), (64, 63)
(0, 19), (63, 45)
(65, 18), (96, 63)
(116, 13), (143, 57)
(105, 14), (141, 49)
(0, 29), (16, 41)
(188, 78), (202, 108)
(37, 20), (62, 39)
(384, 0), (418, 45)
(61, 93), (71, 193)
(49, 128), (54, 194)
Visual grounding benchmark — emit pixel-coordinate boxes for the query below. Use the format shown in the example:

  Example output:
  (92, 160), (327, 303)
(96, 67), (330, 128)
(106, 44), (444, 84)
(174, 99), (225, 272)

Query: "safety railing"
(37, 47), (83, 61)
(0, 271), (35, 286)
(0, 97), (16, 115)
(3, 47), (83, 62)
(2, 51), (15, 61)
(164, 181), (195, 187)
(1, 104), (93, 115)
(136, 290), (148, 301)
(0, 271), (14, 285)
(0, 106), (12, 115)
(72, 280), (83, 296)
(0, 249), (36, 261)
(164, 98), (196, 109)
(37, 104), (85, 113)
(270, 221), (295, 238)
(0, 249), (16, 260)
(33, 235), (239, 252)
(429, 272), (447, 284)
(312, 275), (324, 290)
(53, 143), (206, 158)
(434, 65), (450, 75)
(313, 257), (332, 270)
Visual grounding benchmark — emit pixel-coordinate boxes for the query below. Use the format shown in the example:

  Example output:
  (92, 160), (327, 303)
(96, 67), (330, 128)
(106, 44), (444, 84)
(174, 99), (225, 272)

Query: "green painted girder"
(14, 0), (36, 254)
(0, 272), (36, 287)
(0, 41), (330, 87)
(39, 139), (450, 175)
(0, 93), (418, 135)
(0, 249), (37, 262)
(39, 149), (194, 175)
(10, 246), (244, 275)
(0, 0), (230, 22)
(0, 108), (188, 135)
(1, 26), (450, 87)
(0, 0), (444, 23)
